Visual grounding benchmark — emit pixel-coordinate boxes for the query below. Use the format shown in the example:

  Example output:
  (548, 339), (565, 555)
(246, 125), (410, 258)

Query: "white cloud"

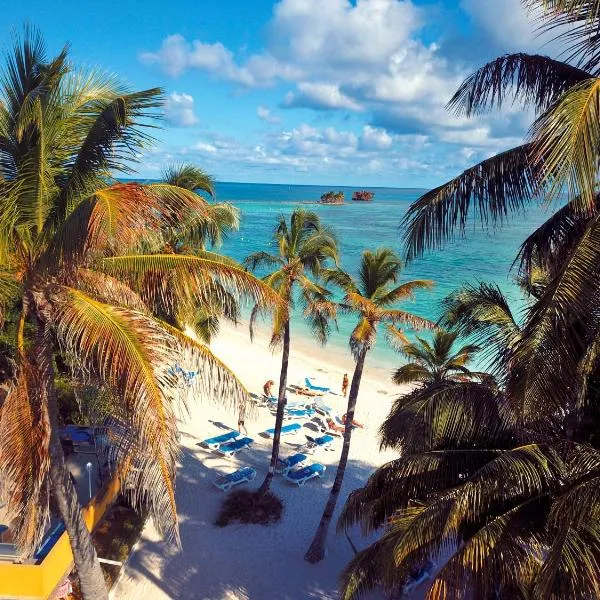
(460, 0), (538, 51)
(164, 92), (199, 127)
(282, 82), (364, 111)
(257, 105), (281, 124)
(359, 125), (393, 150)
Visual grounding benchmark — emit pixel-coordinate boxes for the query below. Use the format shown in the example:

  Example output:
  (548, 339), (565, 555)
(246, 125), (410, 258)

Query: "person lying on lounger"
(325, 418), (345, 433)
(296, 386), (322, 397)
(342, 413), (365, 428)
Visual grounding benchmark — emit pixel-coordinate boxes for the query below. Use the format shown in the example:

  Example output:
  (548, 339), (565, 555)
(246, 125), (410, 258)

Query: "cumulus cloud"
(257, 105), (281, 124)
(282, 82), (364, 111)
(359, 126), (393, 150)
(141, 0), (539, 179)
(164, 92), (199, 127)
(140, 34), (299, 86)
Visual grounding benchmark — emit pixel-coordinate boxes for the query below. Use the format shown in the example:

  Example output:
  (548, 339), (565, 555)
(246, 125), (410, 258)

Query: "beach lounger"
(284, 463), (326, 486)
(276, 453), (308, 475)
(201, 430), (240, 450)
(305, 377), (331, 393)
(314, 399), (334, 416)
(284, 408), (315, 420)
(213, 466), (257, 492)
(215, 436), (254, 457)
(302, 434), (335, 453)
(264, 423), (302, 438)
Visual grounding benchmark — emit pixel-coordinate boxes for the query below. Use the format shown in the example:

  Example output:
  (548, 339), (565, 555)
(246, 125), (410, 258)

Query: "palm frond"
(0, 359), (51, 552)
(54, 87), (163, 222)
(531, 0), (600, 73)
(53, 287), (181, 542)
(99, 253), (282, 316)
(448, 53), (592, 116)
(374, 280), (435, 307)
(531, 77), (600, 208)
(380, 381), (510, 451)
(517, 196), (598, 279)
(512, 214), (600, 420)
(402, 144), (540, 261)
(440, 283), (521, 376)
(161, 163), (214, 196)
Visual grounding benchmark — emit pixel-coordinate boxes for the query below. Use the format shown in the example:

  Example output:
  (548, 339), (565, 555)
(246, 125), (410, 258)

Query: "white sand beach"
(112, 321), (423, 600)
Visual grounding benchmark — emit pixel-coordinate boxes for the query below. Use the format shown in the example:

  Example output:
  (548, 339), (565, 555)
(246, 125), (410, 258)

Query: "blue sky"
(2, 0), (556, 187)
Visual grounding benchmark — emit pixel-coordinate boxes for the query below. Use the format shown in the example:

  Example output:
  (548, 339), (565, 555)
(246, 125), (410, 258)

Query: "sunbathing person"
(325, 417), (345, 433)
(342, 413), (365, 428)
(296, 386), (322, 397)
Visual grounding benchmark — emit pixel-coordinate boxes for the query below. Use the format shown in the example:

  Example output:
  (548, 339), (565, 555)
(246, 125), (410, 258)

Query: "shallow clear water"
(211, 181), (549, 370)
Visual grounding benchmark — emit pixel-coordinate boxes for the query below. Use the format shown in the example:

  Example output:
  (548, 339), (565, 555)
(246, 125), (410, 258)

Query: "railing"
(0, 474), (121, 600)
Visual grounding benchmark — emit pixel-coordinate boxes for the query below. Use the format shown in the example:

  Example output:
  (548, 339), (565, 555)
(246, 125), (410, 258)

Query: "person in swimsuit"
(341, 373), (349, 397)
(263, 379), (275, 397)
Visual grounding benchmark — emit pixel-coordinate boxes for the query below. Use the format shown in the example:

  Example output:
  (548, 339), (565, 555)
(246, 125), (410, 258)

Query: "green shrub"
(216, 490), (283, 527)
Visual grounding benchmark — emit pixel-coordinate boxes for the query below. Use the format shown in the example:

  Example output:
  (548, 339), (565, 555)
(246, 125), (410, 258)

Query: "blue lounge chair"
(303, 434), (335, 454)
(264, 423), (301, 438)
(284, 408), (315, 420)
(305, 377), (330, 393)
(314, 399), (333, 416)
(213, 467), (257, 492)
(200, 430), (240, 450)
(277, 453), (308, 475)
(215, 437), (254, 457)
(284, 463), (326, 486)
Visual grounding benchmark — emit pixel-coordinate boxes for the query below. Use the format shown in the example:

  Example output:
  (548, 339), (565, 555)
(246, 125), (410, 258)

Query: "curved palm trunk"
(258, 320), (290, 494)
(304, 348), (368, 563)
(36, 317), (108, 600)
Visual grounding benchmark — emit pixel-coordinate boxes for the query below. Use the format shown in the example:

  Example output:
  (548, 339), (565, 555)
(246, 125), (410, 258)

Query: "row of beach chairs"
(208, 378), (335, 492)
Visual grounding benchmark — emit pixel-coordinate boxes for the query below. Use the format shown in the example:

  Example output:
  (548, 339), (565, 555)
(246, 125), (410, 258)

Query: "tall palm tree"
(338, 293), (600, 599)
(245, 209), (339, 494)
(304, 248), (434, 563)
(391, 330), (480, 386)
(0, 31), (278, 600)
(401, 0), (600, 424)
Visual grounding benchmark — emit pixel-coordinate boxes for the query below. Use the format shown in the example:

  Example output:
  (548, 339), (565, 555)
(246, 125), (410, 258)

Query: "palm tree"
(391, 330), (480, 386)
(245, 209), (339, 494)
(159, 163), (242, 343)
(0, 31), (278, 600)
(338, 299), (600, 598)
(304, 248), (434, 563)
(401, 0), (600, 423)
(162, 163), (215, 197)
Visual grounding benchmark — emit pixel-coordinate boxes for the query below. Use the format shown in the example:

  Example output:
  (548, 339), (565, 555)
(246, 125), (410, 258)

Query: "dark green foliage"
(215, 490), (284, 527)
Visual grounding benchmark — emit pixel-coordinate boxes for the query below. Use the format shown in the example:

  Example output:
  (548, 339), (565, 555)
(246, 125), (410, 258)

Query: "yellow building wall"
(0, 476), (121, 600)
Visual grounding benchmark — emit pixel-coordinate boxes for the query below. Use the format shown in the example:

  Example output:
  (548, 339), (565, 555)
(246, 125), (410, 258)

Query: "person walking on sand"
(263, 379), (275, 397)
(238, 405), (248, 435)
(341, 373), (349, 397)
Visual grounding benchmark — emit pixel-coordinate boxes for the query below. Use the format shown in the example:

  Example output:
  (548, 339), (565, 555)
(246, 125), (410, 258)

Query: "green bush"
(216, 490), (284, 527)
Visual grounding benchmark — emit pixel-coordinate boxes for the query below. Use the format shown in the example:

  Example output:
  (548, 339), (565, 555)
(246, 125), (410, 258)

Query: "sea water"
(210, 181), (549, 371)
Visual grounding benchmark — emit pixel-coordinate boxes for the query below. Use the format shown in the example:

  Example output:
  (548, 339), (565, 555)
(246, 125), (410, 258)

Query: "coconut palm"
(157, 164), (241, 343)
(339, 275), (600, 598)
(304, 248), (434, 563)
(392, 330), (480, 387)
(0, 31), (278, 600)
(401, 0), (600, 424)
(338, 306), (600, 599)
(245, 209), (339, 494)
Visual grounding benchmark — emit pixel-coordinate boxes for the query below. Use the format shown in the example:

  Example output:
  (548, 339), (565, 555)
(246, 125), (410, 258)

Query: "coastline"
(112, 320), (417, 600)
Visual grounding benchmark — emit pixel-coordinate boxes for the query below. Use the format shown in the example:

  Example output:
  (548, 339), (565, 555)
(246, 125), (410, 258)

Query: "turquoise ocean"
(206, 181), (548, 370)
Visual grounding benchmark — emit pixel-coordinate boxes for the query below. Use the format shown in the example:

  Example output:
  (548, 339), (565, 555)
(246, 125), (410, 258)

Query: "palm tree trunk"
(258, 320), (290, 494)
(304, 348), (368, 563)
(35, 314), (108, 600)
